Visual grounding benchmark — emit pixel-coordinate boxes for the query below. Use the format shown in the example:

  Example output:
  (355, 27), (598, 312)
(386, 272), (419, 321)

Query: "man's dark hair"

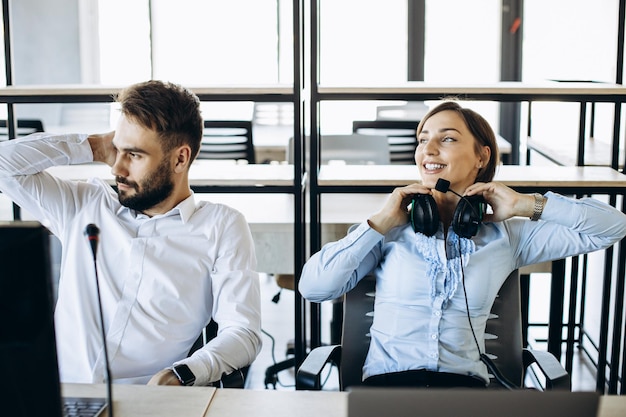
(116, 80), (203, 162)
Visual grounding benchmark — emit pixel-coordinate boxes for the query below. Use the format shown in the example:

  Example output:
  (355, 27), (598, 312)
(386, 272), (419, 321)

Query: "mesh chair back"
(339, 273), (376, 390)
(199, 120), (255, 164)
(0, 119), (44, 140)
(484, 269), (524, 387)
(352, 120), (419, 165)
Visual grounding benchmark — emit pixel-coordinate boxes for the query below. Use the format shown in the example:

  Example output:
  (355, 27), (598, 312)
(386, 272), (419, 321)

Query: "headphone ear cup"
(452, 195), (486, 238)
(410, 194), (439, 236)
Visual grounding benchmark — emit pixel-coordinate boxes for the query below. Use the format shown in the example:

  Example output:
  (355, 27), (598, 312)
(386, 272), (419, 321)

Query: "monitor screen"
(0, 221), (63, 416)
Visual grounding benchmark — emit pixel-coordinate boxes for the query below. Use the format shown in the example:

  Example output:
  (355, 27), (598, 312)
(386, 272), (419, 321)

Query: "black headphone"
(410, 179), (486, 238)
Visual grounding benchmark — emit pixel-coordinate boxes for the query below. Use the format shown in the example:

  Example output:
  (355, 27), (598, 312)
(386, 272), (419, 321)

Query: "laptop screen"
(348, 387), (600, 417)
(0, 221), (64, 417)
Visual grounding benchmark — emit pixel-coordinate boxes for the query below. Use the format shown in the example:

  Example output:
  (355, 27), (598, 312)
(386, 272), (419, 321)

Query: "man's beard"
(116, 158), (174, 212)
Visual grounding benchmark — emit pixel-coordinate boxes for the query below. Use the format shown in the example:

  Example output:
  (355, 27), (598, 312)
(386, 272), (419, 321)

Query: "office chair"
(199, 120), (255, 164)
(0, 119), (45, 140)
(188, 319), (250, 388)
(296, 269), (570, 391)
(352, 120), (419, 165)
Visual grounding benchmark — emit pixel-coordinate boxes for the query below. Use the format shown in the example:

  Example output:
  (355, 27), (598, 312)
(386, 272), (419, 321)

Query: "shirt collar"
(116, 192), (197, 223)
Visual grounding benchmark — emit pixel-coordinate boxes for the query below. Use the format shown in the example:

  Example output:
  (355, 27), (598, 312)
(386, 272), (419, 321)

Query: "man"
(0, 80), (262, 386)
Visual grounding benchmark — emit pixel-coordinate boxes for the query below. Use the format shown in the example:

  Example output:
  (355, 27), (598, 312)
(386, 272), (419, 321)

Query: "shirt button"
(430, 353), (438, 359)
(434, 310), (441, 317)
(431, 333), (438, 340)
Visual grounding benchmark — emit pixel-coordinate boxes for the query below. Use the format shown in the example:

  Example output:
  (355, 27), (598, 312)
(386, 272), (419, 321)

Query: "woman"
(299, 101), (626, 388)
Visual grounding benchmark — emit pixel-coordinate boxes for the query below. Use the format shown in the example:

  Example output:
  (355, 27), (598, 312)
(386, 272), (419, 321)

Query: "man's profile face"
(116, 156), (174, 212)
(111, 115), (175, 213)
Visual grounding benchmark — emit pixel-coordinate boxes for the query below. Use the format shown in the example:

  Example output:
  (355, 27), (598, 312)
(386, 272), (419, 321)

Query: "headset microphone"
(435, 178), (474, 202)
(435, 178), (451, 193)
(84, 224), (114, 417)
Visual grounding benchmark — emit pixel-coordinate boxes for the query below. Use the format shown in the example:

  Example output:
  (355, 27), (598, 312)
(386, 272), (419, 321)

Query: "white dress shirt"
(0, 133), (262, 385)
(299, 191), (626, 384)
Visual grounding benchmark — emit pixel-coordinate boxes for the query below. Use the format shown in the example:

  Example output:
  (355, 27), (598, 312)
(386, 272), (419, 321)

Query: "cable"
(260, 328), (295, 389)
(459, 241), (518, 390)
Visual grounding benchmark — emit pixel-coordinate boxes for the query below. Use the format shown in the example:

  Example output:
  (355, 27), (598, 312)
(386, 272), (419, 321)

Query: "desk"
(46, 160), (295, 190)
(317, 82), (626, 100)
(0, 84), (295, 103)
(61, 384), (626, 417)
(62, 383), (215, 417)
(208, 389), (626, 417)
(197, 193), (388, 274)
(317, 164), (626, 192)
(527, 136), (625, 169)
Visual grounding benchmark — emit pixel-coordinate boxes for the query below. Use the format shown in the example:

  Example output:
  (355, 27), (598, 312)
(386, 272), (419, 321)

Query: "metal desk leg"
(548, 259), (566, 359)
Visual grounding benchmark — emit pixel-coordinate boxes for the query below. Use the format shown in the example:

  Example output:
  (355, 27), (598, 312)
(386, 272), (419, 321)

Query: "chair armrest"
(295, 345), (342, 390)
(522, 348), (571, 390)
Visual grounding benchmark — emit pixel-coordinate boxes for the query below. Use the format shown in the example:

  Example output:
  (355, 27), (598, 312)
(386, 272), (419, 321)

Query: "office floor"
(246, 273), (598, 392)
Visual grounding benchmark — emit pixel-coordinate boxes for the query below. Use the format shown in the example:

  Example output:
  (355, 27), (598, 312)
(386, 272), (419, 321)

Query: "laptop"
(0, 221), (107, 417)
(347, 387), (600, 417)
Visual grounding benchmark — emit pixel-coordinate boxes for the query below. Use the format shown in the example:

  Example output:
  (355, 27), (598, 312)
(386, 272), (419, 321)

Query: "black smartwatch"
(172, 364), (196, 386)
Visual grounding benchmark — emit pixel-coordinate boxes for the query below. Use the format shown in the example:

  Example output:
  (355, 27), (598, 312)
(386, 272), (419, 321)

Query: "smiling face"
(415, 109), (490, 193)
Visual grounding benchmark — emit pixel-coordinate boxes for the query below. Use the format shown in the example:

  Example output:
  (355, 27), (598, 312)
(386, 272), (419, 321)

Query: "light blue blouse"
(299, 192), (626, 384)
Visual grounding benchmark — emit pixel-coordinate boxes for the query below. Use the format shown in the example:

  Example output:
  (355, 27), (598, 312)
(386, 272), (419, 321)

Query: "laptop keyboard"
(62, 397), (107, 417)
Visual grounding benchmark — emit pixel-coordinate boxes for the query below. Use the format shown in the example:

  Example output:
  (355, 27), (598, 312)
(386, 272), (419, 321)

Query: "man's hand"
(87, 131), (116, 166)
(147, 368), (183, 386)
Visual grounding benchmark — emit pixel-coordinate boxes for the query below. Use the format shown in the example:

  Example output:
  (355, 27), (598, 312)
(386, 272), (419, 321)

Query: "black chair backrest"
(339, 273), (376, 390)
(187, 319), (249, 388)
(199, 120), (255, 164)
(352, 120), (419, 165)
(0, 119), (45, 140)
(485, 269), (524, 387)
(338, 269), (522, 390)
(188, 319), (219, 356)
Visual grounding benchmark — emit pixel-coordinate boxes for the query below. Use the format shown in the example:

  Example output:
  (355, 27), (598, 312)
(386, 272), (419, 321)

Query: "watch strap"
(172, 364), (196, 386)
(530, 193), (545, 221)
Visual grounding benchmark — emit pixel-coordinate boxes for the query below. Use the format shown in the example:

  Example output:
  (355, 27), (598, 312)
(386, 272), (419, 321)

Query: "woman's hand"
(465, 182), (537, 222)
(368, 183), (432, 234)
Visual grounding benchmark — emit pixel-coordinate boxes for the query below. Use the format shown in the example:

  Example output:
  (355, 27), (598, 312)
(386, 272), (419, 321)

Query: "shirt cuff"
(172, 357), (211, 387)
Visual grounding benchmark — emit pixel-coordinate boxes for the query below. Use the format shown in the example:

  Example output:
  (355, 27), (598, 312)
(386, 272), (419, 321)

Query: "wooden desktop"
(62, 383), (626, 417)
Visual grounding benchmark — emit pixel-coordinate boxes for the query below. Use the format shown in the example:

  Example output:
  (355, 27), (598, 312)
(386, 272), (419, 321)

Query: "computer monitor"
(288, 134), (391, 166)
(0, 221), (63, 416)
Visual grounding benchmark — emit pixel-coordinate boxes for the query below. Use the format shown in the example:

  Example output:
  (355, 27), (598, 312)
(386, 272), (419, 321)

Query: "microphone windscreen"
(435, 178), (450, 193)
(85, 223), (100, 238)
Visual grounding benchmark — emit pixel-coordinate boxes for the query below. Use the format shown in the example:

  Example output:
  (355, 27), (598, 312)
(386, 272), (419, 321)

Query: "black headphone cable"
(459, 243), (518, 390)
